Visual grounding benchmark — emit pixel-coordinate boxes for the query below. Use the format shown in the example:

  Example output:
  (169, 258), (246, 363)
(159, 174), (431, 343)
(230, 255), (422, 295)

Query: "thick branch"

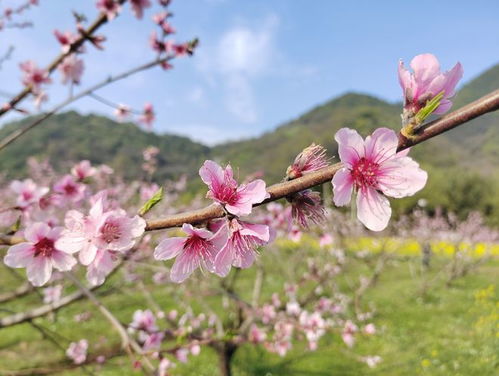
(145, 90), (499, 231)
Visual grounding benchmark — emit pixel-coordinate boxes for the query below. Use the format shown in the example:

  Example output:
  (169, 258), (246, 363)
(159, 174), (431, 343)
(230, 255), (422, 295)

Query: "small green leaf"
(139, 187), (164, 216)
(415, 91), (445, 124)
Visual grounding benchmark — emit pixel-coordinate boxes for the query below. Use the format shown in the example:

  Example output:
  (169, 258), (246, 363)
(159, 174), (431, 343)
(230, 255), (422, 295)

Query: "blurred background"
(0, 1), (498, 375)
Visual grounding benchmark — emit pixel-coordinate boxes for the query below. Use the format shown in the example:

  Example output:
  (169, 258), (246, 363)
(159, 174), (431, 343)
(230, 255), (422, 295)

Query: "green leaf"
(415, 91), (445, 124)
(138, 186), (164, 216)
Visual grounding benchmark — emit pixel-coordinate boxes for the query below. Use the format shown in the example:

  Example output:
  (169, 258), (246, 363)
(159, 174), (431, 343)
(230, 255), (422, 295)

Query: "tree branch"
(145, 90), (499, 231)
(0, 0), (128, 118)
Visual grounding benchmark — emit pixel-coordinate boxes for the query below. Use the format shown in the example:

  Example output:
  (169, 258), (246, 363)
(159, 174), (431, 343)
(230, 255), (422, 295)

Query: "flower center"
(101, 221), (121, 243)
(64, 183), (77, 195)
(184, 235), (213, 259)
(34, 237), (55, 257)
(351, 157), (379, 190)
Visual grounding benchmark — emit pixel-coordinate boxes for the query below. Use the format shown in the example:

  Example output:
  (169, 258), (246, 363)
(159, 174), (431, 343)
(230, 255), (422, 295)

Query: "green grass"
(0, 241), (497, 376)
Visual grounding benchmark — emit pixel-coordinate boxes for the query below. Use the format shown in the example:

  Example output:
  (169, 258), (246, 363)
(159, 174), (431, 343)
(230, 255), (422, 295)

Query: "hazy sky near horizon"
(1, 0), (498, 145)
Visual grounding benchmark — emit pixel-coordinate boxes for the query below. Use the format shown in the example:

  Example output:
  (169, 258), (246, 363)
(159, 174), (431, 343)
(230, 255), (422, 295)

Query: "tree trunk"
(217, 343), (237, 376)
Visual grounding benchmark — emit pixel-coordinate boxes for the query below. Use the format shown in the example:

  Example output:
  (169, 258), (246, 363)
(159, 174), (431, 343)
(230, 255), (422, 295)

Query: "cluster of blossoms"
(154, 160), (270, 282)
(2, 160), (145, 286)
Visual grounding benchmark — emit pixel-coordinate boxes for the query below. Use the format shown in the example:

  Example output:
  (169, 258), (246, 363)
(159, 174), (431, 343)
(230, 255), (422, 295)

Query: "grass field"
(0, 237), (498, 376)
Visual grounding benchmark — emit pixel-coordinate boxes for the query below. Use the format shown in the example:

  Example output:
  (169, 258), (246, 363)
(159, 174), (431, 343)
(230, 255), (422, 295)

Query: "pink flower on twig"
(332, 128), (427, 231)
(199, 160), (269, 216)
(4, 223), (77, 286)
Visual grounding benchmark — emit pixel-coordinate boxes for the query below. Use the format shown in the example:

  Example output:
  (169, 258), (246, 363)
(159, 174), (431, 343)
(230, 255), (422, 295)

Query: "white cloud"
(225, 75), (257, 123)
(165, 123), (253, 146)
(187, 86), (205, 104)
(197, 14), (279, 124)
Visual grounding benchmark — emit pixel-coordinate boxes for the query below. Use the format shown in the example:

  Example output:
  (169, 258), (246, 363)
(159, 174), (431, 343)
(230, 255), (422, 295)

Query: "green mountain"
(0, 111), (210, 181)
(212, 64), (499, 221)
(214, 64), (499, 182)
(0, 64), (498, 221)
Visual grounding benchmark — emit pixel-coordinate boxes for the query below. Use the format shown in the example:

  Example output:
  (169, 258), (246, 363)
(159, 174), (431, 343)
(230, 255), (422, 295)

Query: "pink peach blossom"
(332, 128), (427, 231)
(286, 143), (328, 179)
(19, 60), (51, 92)
(71, 160), (97, 180)
(399, 53), (463, 116)
(58, 55), (84, 85)
(289, 190), (325, 228)
(53, 29), (78, 53)
(129, 0), (151, 19)
(154, 223), (227, 283)
(53, 175), (86, 204)
(200, 160), (269, 216)
(138, 102), (155, 128)
(66, 339), (88, 364)
(10, 179), (49, 208)
(96, 0), (121, 20)
(130, 309), (158, 332)
(4, 223), (77, 286)
(212, 219), (270, 277)
(56, 199), (145, 265)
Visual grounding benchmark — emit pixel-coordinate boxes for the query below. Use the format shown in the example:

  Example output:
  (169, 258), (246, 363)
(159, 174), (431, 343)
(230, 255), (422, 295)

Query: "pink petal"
(334, 128), (364, 167)
(4, 243), (34, 267)
(25, 222), (50, 243)
(237, 180), (269, 204)
(441, 62), (463, 99)
(239, 222), (270, 242)
(79, 243), (98, 265)
(332, 168), (353, 206)
(410, 53), (440, 88)
(51, 250), (77, 271)
(154, 237), (185, 260)
(48, 227), (64, 241)
(208, 225), (229, 252)
(232, 247), (256, 269)
(27, 256), (52, 286)
(55, 234), (87, 254)
(199, 160), (224, 188)
(356, 188), (391, 232)
(398, 60), (412, 94)
(129, 216), (146, 238)
(213, 242), (235, 277)
(433, 99), (453, 115)
(170, 250), (200, 283)
(377, 156), (428, 198)
(182, 223), (212, 239)
(364, 128), (398, 164)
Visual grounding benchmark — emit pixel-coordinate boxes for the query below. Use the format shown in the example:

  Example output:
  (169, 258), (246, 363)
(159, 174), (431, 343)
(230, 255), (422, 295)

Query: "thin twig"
(0, 53), (181, 151)
(0, 0), (128, 118)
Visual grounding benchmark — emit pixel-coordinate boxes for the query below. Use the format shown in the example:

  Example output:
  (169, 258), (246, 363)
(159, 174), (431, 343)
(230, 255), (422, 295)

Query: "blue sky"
(1, 0), (498, 145)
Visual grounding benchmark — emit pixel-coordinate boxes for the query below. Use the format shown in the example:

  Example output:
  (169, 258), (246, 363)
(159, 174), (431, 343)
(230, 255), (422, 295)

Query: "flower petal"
(51, 250), (77, 271)
(154, 237), (185, 260)
(27, 256), (52, 286)
(199, 160), (224, 189)
(4, 243), (34, 268)
(170, 250), (200, 283)
(356, 187), (391, 231)
(213, 242), (235, 277)
(378, 156), (428, 198)
(332, 168), (353, 206)
(335, 128), (364, 167)
(364, 128), (398, 164)
(25, 222), (50, 243)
